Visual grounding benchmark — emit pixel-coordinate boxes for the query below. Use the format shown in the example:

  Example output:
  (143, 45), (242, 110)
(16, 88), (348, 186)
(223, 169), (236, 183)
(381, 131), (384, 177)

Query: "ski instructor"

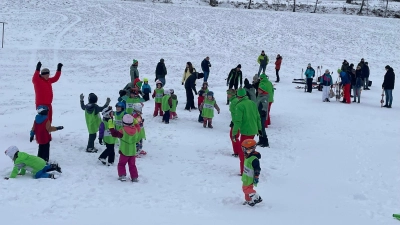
(33, 61), (63, 123)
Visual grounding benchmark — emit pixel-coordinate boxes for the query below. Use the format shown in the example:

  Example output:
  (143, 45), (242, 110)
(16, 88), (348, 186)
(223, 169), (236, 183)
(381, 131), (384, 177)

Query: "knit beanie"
(41, 68), (50, 75)
(253, 74), (259, 83)
(132, 59), (138, 65)
(260, 73), (268, 80)
(237, 64), (241, 69)
(5, 146), (18, 160)
(207, 91), (214, 97)
(237, 88), (246, 97)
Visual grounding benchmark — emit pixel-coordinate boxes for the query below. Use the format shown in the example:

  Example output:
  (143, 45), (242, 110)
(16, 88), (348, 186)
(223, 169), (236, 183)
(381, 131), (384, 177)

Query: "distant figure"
(257, 50), (269, 76)
(201, 56), (211, 82)
(382, 65), (395, 108)
(155, 58), (167, 85)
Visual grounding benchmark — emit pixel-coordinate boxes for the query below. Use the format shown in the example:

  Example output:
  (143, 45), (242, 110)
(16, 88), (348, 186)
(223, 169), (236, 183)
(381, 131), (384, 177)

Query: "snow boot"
(203, 120), (207, 128)
(244, 200), (256, 207)
(86, 148), (98, 153)
(208, 119), (213, 128)
(261, 137), (270, 148)
(118, 176), (127, 182)
(131, 178), (138, 182)
(231, 153), (238, 157)
(98, 158), (107, 165)
(250, 193), (263, 204)
(49, 174), (57, 179)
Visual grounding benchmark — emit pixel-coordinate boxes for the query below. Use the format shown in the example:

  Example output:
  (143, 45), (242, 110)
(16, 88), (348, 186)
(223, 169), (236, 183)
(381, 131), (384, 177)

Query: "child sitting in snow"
(125, 89), (143, 115)
(30, 105), (64, 162)
(198, 82), (209, 123)
(141, 78), (151, 102)
(108, 114), (141, 182)
(170, 89), (178, 119)
(199, 91), (220, 128)
(241, 139), (262, 207)
(161, 89), (173, 124)
(4, 146), (62, 180)
(114, 102), (127, 131)
(152, 80), (164, 117)
(132, 103), (147, 157)
(98, 106), (116, 166)
(80, 93), (111, 153)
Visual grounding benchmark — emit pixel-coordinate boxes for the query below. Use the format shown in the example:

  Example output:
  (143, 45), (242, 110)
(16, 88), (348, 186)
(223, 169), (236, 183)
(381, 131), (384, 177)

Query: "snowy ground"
(0, 0), (400, 224)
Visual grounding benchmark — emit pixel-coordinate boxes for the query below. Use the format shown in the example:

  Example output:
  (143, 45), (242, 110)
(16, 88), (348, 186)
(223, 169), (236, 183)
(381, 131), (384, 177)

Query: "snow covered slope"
(0, 0), (399, 224)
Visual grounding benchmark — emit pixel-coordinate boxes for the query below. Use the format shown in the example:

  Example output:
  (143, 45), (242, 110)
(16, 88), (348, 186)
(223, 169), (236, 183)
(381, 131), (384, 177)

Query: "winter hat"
(5, 146), (18, 160)
(325, 69), (330, 73)
(132, 59), (138, 65)
(307, 63), (311, 67)
(143, 78), (149, 82)
(337, 69), (342, 74)
(88, 93), (98, 104)
(237, 64), (241, 69)
(253, 74), (259, 83)
(119, 90), (127, 97)
(156, 80), (163, 86)
(385, 65), (391, 70)
(365, 62), (368, 65)
(41, 68), (50, 75)
(244, 78), (250, 86)
(122, 114), (134, 126)
(207, 91), (214, 97)
(133, 103), (142, 112)
(115, 101), (125, 109)
(134, 78), (142, 88)
(164, 89), (170, 95)
(160, 58), (164, 63)
(237, 88), (246, 97)
(258, 83), (268, 93)
(226, 89), (236, 95)
(101, 106), (113, 118)
(37, 105), (49, 115)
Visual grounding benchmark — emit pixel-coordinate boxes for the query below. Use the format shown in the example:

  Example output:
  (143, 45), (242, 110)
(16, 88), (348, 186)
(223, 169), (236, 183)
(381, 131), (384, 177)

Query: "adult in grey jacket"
(155, 58), (167, 85)
(256, 83), (269, 148)
(130, 59), (139, 82)
(244, 78), (256, 102)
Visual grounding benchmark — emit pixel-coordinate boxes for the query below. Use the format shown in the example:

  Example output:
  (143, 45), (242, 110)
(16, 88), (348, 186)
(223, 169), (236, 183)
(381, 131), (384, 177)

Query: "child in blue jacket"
(141, 78), (151, 102)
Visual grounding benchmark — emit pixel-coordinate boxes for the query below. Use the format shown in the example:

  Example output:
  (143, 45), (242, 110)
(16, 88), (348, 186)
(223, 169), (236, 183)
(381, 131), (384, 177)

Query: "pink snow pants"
(117, 152), (138, 179)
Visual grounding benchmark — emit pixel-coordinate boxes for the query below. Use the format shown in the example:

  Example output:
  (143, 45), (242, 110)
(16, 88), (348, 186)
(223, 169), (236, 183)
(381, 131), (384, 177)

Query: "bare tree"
(346, 0), (352, 3)
(359, 0), (365, 14)
(293, 0), (296, 12)
(248, 0), (252, 9)
(313, 0), (319, 13)
(384, 0), (389, 17)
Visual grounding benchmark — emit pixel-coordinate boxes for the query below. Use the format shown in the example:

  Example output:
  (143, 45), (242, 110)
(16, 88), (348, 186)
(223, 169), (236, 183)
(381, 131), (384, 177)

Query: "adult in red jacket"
(33, 62), (63, 122)
(274, 54), (282, 82)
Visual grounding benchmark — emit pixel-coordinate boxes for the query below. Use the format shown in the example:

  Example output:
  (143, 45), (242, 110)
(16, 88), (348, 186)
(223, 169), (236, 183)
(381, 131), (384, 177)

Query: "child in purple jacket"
(98, 106), (116, 166)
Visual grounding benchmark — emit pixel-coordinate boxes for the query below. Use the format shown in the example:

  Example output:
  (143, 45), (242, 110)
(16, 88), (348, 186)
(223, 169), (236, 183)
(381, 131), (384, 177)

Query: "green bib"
(155, 88), (164, 103)
(103, 120), (117, 144)
(241, 156), (257, 186)
(125, 97), (141, 114)
(85, 110), (101, 134)
(119, 129), (138, 156)
(171, 99), (177, 112)
(201, 99), (215, 118)
(162, 95), (171, 111)
(114, 111), (125, 131)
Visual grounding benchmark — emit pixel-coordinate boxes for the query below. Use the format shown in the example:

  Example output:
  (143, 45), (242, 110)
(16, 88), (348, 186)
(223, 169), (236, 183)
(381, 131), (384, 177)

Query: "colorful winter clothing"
(170, 93), (178, 119)
(31, 113), (60, 162)
(242, 151), (261, 202)
(320, 72), (333, 86)
(125, 96), (142, 114)
(141, 82), (151, 101)
(260, 75), (274, 126)
(275, 55), (282, 82)
(257, 53), (269, 76)
(152, 87), (164, 117)
(114, 111), (127, 131)
(305, 67), (315, 79)
(227, 67), (243, 90)
(130, 63), (139, 82)
(8, 151), (48, 178)
(232, 96), (261, 137)
(162, 94), (173, 123)
(182, 67), (196, 84)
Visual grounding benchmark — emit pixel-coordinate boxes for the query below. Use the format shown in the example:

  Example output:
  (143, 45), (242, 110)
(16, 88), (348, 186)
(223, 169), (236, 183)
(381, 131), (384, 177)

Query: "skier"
(241, 139), (262, 206)
(227, 89), (241, 157)
(114, 102), (127, 131)
(198, 82), (209, 123)
(382, 65), (395, 108)
(125, 89), (143, 115)
(320, 69), (333, 102)
(259, 74), (274, 127)
(80, 93), (111, 153)
(141, 78), (151, 101)
(30, 105), (64, 162)
(257, 50), (269, 76)
(199, 91), (220, 128)
(98, 106), (116, 166)
(275, 54), (282, 82)
(4, 146), (62, 180)
(132, 103), (146, 156)
(304, 63), (315, 93)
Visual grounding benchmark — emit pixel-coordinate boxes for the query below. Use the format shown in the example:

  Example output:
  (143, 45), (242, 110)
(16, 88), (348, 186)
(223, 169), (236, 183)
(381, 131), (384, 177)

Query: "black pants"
(276, 69), (280, 81)
(185, 88), (195, 110)
(143, 93), (150, 101)
(38, 142), (50, 162)
(307, 78), (313, 93)
(99, 143), (115, 164)
(198, 110), (203, 122)
(87, 133), (96, 150)
(228, 82), (239, 90)
(163, 110), (170, 123)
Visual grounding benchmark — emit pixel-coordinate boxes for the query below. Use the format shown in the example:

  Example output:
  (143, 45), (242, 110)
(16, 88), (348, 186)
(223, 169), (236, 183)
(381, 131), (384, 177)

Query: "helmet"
(115, 102), (125, 110)
(241, 139), (257, 155)
(207, 91), (214, 97)
(133, 103), (142, 112)
(156, 80), (162, 85)
(143, 78), (149, 82)
(122, 114), (134, 126)
(88, 93), (98, 103)
(164, 89), (170, 95)
(37, 105), (49, 115)
(5, 146), (18, 160)
(101, 106), (113, 118)
(202, 82), (208, 86)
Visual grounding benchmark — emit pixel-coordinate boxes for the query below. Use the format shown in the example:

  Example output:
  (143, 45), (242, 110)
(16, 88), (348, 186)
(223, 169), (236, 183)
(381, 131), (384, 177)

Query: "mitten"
(229, 121), (234, 128)
(232, 135), (236, 142)
(56, 126), (64, 130)
(99, 138), (103, 145)
(57, 63), (63, 71)
(36, 61), (42, 71)
(80, 93), (84, 101)
(218, 110), (220, 114)
(4, 177), (9, 180)
(106, 98), (111, 104)
(30, 130), (35, 142)
(181, 82), (184, 85)
(254, 177), (259, 186)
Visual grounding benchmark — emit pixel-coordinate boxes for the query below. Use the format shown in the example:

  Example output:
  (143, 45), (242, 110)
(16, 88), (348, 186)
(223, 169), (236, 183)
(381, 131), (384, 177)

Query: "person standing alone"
(257, 50), (269, 77)
(274, 54), (282, 82)
(201, 56), (211, 82)
(382, 65), (395, 108)
(304, 63), (315, 93)
(155, 58), (167, 86)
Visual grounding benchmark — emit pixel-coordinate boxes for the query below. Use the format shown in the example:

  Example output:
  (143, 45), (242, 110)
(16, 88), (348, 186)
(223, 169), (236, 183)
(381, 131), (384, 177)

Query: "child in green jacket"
(241, 139), (262, 206)
(80, 93), (111, 153)
(4, 146), (62, 180)
(161, 90), (173, 124)
(199, 91), (220, 128)
(170, 89), (178, 119)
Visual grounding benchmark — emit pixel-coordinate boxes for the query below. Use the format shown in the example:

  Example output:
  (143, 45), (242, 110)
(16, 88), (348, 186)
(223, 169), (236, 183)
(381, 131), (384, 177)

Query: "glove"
(30, 130), (34, 142)
(182, 82), (184, 85)
(107, 119), (115, 129)
(229, 121), (234, 128)
(194, 91), (198, 95)
(232, 136), (236, 142)
(99, 138), (103, 145)
(4, 177), (9, 180)
(218, 110), (220, 114)
(36, 61), (42, 71)
(56, 126), (64, 130)
(57, 63), (63, 71)
(254, 178), (259, 186)
(106, 97), (111, 104)
(80, 93), (84, 101)
(257, 130), (263, 137)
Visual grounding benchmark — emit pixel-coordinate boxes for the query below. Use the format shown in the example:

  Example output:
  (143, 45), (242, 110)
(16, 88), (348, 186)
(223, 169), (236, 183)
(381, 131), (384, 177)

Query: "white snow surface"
(0, 0), (400, 224)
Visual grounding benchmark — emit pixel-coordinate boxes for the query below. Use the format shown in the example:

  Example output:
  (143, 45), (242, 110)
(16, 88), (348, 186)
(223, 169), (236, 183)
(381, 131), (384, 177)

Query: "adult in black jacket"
(155, 58), (167, 86)
(382, 65), (395, 108)
(201, 57), (211, 82)
(362, 62), (370, 90)
(185, 72), (204, 111)
(227, 64), (243, 90)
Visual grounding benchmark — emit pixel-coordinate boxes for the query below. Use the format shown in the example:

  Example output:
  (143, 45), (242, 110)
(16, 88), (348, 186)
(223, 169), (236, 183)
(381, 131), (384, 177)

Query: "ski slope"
(0, 0), (399, 224)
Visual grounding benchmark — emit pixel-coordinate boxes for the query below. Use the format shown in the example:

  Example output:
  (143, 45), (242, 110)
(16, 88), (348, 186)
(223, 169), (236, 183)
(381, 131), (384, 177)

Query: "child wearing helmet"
(241, 139), (262, 206)
(161, 89), (173, 124)
(141, 78), (151, 102)
(117, 90), (127, 108)
(108, 114), (141, 182)
(126, 89), (143, 115)
(132, 103), (147, 156)
(98, 106), (117, 166)
(4, 146), (62, 180)
(197, 82), (209, 123)
(152, 80), (164, 117)
(199, 91), (220, 128)
(170, 89), (178, 119)
(30, 105), (64, 162)
(80, 92), (111, 153)
(114, 102), (127, 131)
